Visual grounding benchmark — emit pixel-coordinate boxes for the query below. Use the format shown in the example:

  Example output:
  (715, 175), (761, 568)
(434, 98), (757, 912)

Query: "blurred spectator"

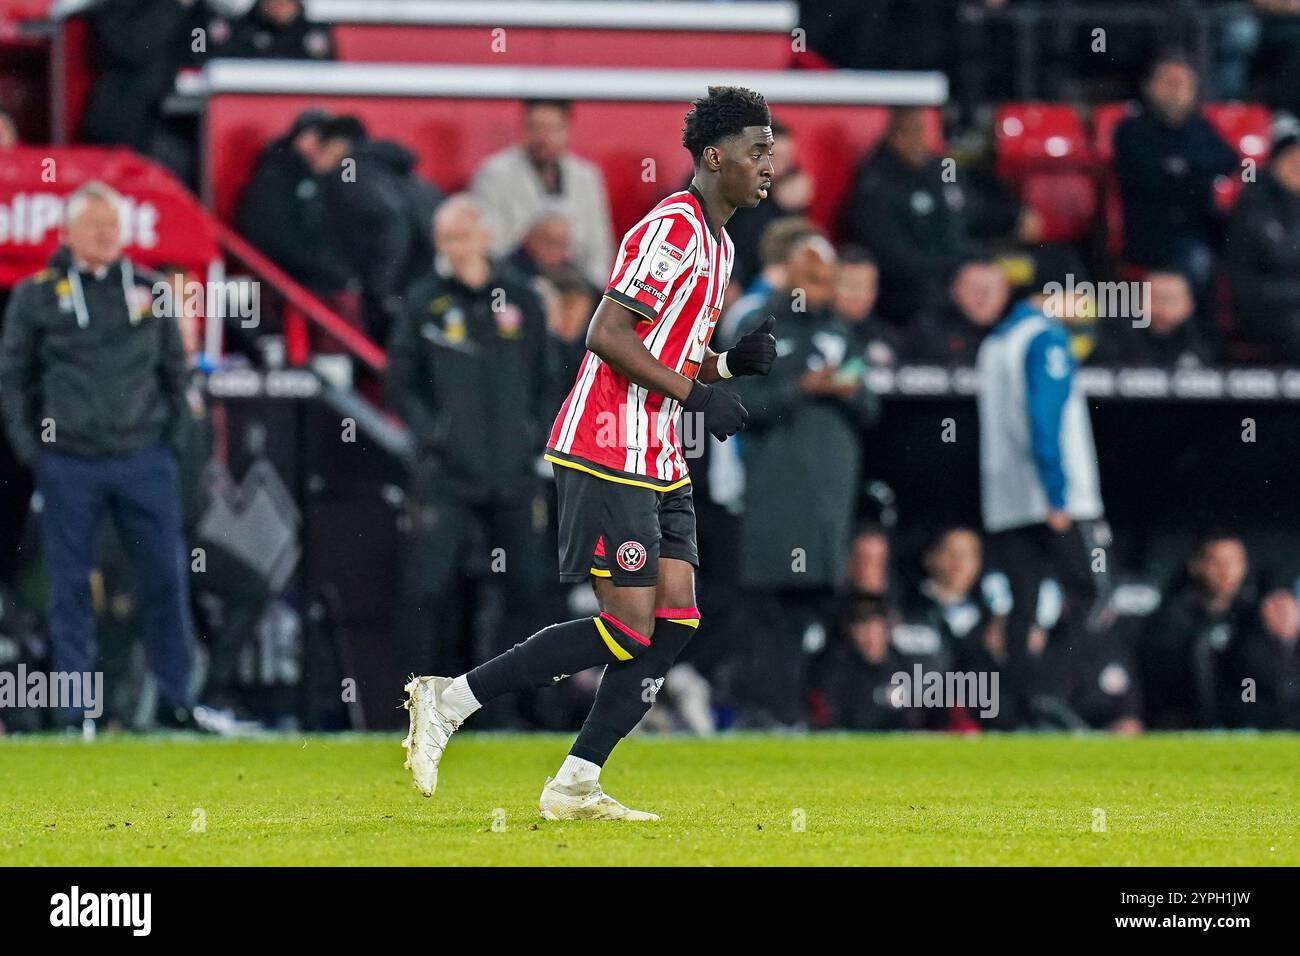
(0, 110), (18, 149)
(904, 528), (999, 674)
(1090, 271), (1215, 367)
(826, 599), (913, 731)
(536, 266), (594, 416)
(386, 196), (552, 724)
(723, 119), (815, 290)
(1227, 130), (1300, 361)
(323, 116), (443, 342)
(79, 0), (207, 177)
(1055, 624), (1145, 734)
(906, 260), (1010, 364)
(834, 246), (901, 369)
(846, 106), (973, 325)
(237, 111), (358, 294)
(472, 100), (613, 288)
(1112, 52), (1239, 291)
(1223, 584), (1300, 728)
(1138, 531), (1253, 729)
(978, 288), (1108, 727)
(717, 216), (819, 346)
(733, 237), (880, 727)
(0, 181), (199, 730)
(210, 0), (335, 60)
(846, 523), (892, 601)
(509, 202), (576, 281)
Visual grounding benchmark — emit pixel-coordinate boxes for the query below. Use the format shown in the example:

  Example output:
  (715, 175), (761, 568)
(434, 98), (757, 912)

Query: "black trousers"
(735, 587), (831, 728)
(988, 520), (1107, 725)
(396, 465), (548, 729)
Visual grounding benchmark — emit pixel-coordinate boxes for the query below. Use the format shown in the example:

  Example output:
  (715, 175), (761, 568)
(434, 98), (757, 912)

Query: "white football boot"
(401, 676), (461, 796)
(538, 776), (660, 821)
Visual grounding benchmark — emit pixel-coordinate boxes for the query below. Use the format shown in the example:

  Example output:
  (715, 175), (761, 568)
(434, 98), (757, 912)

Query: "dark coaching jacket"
(386, 259), (552, 502)
(0, 248), (188, 466)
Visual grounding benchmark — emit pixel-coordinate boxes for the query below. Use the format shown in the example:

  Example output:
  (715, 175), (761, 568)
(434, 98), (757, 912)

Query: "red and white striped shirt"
(546, 187), (733, 491)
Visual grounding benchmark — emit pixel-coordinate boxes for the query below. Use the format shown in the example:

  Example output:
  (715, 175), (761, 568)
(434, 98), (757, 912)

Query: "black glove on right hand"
(682, 380), (749, 441)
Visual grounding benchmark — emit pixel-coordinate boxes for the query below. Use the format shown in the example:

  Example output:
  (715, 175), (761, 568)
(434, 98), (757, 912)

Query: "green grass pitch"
(2, 732), (1298, 866)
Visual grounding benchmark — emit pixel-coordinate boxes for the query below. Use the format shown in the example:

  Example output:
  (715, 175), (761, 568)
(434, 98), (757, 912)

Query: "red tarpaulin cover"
(0, 146), (219, 287)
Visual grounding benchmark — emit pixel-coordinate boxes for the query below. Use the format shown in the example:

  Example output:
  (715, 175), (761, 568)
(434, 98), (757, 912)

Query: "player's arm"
(586, 296), (694, 402)
(586, 298), (747, 441)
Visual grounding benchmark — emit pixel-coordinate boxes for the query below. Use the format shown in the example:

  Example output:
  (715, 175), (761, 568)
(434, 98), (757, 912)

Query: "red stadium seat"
(1020, 170), (1097, 243)
(1203, 101), (1272, 162)
(994, 103), (1091, 181)
(1090, 101), (1137, 165)
(1204, 102), (1271, 212)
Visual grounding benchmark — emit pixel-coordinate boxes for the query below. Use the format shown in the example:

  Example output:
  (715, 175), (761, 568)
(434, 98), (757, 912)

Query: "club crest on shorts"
(616, 540), (647, 572)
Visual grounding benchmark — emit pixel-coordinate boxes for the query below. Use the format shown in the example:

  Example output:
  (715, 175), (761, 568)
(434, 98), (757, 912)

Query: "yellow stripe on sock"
(668, 618), (700, 628)
(593, 616), (633, 661)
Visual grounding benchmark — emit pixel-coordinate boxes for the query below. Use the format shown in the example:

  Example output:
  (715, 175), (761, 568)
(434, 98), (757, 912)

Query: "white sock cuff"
(556, 754), (601, 786)
(442, 675), (481, 722)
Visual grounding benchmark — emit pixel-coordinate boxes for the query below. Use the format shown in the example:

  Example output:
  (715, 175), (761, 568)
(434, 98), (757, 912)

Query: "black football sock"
(569, 609), (700, 766)
(466, 613), (651, 704)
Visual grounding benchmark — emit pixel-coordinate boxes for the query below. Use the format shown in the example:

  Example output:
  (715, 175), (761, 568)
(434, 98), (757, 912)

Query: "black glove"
(721, 315), (777, 377)
(682, 380), (748, 441)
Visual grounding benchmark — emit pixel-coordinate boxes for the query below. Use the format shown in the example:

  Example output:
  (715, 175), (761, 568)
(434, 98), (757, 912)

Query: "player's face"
(714, 126), (774, 209)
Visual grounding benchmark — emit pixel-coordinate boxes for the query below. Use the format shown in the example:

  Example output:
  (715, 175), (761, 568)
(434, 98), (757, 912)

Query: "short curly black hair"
(681, 86), (771, 163)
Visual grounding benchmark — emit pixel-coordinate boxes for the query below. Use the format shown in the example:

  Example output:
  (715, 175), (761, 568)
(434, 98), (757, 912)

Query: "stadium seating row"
(995, 100), (1271, 246)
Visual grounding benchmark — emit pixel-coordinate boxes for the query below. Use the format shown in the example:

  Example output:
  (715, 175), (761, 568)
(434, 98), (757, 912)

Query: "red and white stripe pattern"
(547, 189), (733, 490)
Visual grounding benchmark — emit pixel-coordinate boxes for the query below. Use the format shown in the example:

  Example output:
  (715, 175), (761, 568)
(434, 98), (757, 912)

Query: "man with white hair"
(0, 181), (200, 731)
(385, 194), (552, 720)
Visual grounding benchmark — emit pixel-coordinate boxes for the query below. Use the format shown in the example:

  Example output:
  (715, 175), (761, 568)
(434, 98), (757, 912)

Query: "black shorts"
(554, 464), (698, 587)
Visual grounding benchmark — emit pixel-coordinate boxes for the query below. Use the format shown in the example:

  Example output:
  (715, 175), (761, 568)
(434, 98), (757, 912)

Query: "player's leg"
(452, 473), (661, 712)
(561, 559), (699, 775)
(541, 485), (700, 820)
(536, 572), (668, 820)
(401, 468), (661, 796)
